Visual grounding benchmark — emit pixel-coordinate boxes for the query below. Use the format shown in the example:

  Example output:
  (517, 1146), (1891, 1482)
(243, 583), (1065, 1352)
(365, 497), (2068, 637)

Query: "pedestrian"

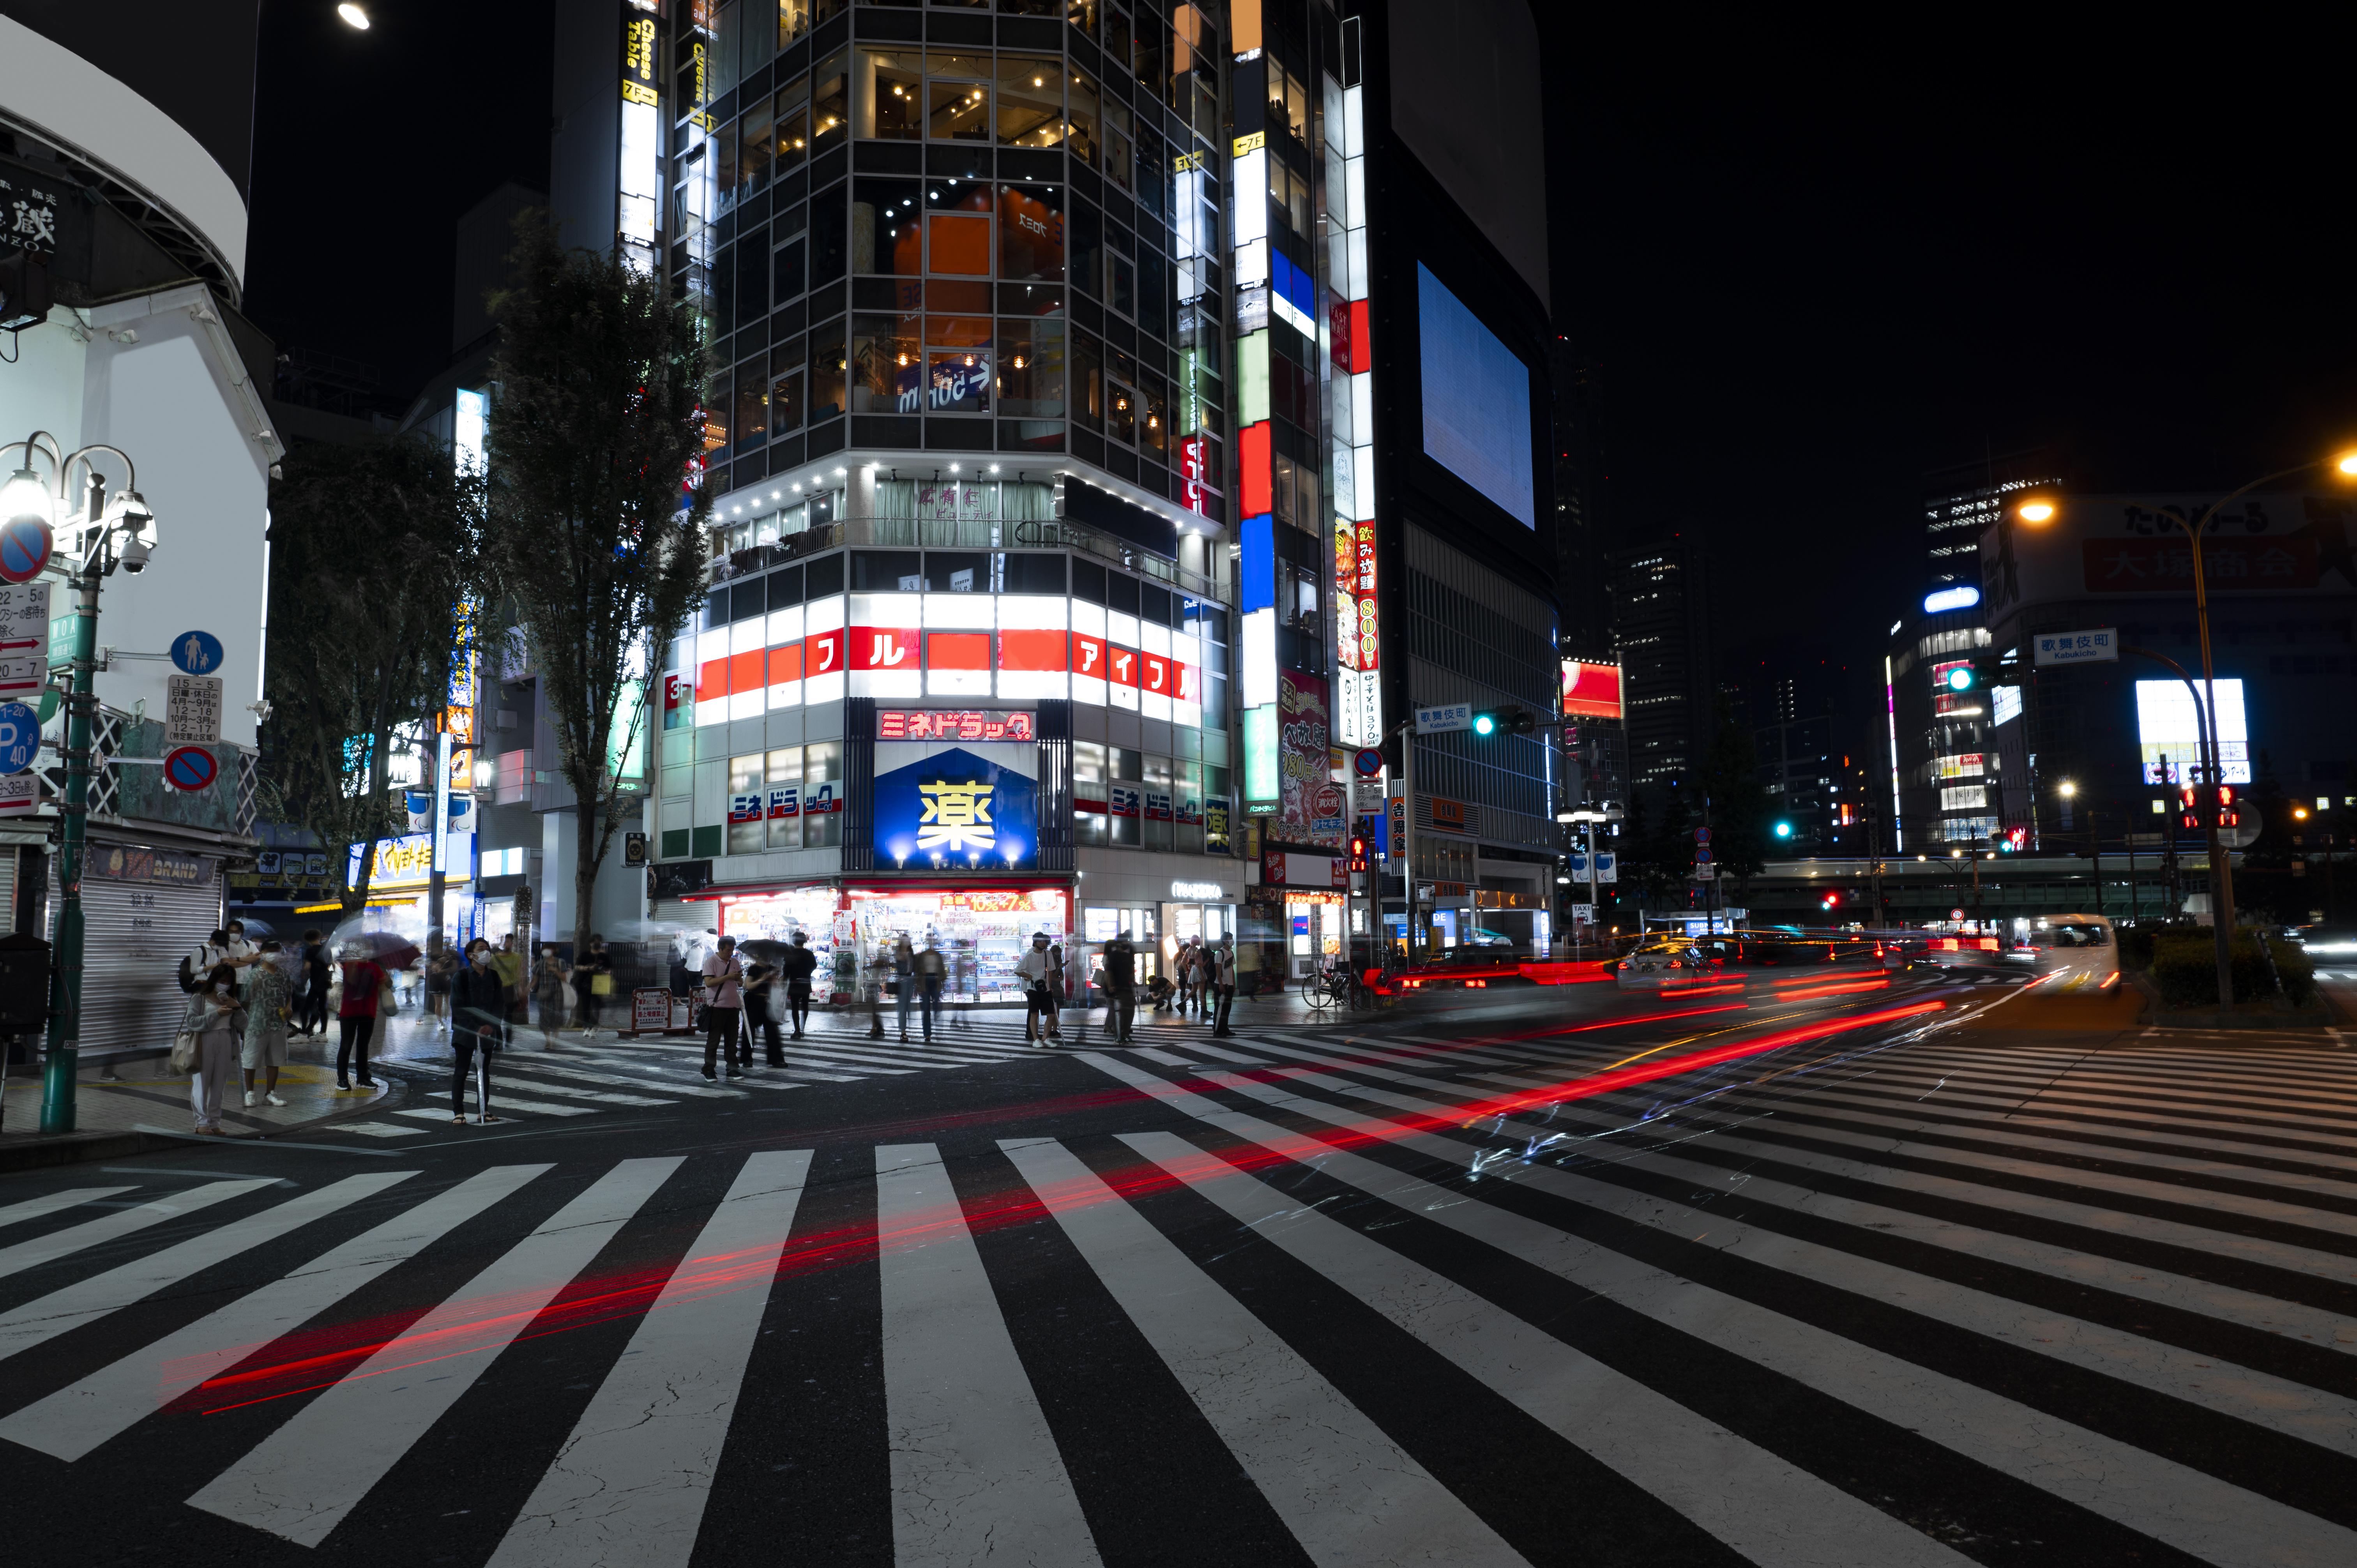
(892, 934), (916, 1042)
(532, 945), (569, 1040)
(1191, 938), (1219, 1021)
(571, 935), (613, 1035)
(744, 959), (786, 1065)
(779, 930), (817, 1040)
(913, 939), (946, 1042)
(182, 961), (245, 1135)
(335, 943), (386, 1091)
(1210, 935), (1239, 1037)
(1017, 931), (1060, 1044)
(223, 919), (258, 969)
(449, 937), (508, 1124)
(1174, 937), (1197, 1015)
(1101, 929), (1138, 1043)
(864, 944), (892, 1039)
(424, 943), (457, 1037)
(298, 929), (332, 1036)
(700, 934), (748, 1080)
(239, 939), (292, 1107)
(491, 934), (525, 1022)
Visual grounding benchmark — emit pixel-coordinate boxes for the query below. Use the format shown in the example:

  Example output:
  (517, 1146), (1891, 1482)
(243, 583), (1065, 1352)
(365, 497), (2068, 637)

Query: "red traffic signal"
(1348, 835), (1369, 873)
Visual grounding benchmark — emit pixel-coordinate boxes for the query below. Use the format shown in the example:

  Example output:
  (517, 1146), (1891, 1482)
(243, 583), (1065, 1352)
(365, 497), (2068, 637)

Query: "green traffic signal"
(1945, 666), (1975, 692)
(1472, 712), (1498, 736)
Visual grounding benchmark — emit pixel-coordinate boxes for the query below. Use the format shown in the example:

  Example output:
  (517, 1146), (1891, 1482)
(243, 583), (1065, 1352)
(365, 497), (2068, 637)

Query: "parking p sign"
(0, 701), (37, 775)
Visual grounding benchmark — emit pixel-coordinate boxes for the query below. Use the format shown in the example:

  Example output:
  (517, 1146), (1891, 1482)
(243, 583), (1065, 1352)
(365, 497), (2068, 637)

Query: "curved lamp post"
(2017, 450), (2357, 1011)
(2, 431), (159, 1134)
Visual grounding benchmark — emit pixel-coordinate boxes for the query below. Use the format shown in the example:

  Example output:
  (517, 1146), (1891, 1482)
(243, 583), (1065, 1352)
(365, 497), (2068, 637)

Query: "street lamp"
(0, 431), (161, 1134)
(2018, 447), (2357, 1008)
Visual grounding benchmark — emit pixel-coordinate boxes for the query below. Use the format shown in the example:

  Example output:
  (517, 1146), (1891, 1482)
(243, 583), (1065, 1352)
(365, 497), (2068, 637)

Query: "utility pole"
(2093, 815), (2105, 918)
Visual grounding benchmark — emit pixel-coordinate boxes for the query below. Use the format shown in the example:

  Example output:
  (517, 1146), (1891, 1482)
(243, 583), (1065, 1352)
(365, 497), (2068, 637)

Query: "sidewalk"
(0, 1029), (403, 1171)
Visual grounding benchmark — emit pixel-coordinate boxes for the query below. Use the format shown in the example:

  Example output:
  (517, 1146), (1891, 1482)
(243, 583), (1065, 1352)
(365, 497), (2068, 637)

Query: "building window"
(811, 49), (850, 146)
(997, 56), (1063, 146)
(856, 48), (922, 139)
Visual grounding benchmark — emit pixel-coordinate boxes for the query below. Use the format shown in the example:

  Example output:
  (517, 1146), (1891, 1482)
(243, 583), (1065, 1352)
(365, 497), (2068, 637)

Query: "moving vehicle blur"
(2033, 913), (2119, 994)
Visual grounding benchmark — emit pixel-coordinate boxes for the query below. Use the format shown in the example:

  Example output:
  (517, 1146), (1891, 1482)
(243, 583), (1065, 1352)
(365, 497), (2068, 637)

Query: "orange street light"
(2016, 497), (2058, 524)
(2336, 450), (2357, 476)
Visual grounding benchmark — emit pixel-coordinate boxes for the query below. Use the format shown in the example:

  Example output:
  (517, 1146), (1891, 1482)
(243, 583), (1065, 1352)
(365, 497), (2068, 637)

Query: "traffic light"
(2180, 784), (2199, 830)
(2218, 785), (2238, 828)
(1471, 708), (1535, 737)
(1773, 819), (1793, 839)
(1348, 828), (1369, 874)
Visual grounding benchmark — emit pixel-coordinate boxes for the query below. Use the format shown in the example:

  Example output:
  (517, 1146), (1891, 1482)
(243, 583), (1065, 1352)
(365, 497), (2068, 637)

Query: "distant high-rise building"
(1924, 447), (2062, 585)
(1609, 540), (1714, 796)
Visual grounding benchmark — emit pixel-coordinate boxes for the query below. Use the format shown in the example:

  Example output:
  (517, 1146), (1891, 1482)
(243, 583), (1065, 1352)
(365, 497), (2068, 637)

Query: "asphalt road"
(1, 966), (2352, 1567)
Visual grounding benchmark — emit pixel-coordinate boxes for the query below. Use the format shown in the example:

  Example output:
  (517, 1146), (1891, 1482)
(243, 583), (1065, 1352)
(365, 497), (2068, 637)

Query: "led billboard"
(1416, 264), (1535, 528)
(2135, 678), (2249, 784)
(1560, 660), (1623, 719)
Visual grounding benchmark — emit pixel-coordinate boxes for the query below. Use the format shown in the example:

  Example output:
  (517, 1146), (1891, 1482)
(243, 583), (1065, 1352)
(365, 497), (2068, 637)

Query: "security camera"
(118, 536), (151, 572)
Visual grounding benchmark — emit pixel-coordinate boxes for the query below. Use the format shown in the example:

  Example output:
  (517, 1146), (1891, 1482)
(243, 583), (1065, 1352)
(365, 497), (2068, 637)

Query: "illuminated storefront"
(709, 883), (1069, 1004)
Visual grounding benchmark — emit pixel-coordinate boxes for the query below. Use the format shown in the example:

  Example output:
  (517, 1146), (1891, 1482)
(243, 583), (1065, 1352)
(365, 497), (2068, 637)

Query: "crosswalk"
(2, 1017), (2353, 1563)
(334, 1021), (1071, 1136)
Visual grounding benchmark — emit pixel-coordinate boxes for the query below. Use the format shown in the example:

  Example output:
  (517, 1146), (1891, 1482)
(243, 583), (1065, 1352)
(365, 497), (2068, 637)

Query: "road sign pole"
(39, 537), (100, 1132)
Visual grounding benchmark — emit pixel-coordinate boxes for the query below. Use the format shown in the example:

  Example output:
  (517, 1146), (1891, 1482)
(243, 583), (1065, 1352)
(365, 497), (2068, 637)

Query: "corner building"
(636, 0), (1246, 994)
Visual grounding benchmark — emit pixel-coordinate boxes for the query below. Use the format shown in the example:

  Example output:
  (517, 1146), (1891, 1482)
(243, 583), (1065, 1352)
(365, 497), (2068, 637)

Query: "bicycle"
(1301, 960), (1372, 1012)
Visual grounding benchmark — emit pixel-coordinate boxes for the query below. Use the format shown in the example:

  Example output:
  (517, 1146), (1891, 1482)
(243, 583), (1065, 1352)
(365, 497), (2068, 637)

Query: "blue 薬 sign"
(873, 745), (1038, 869)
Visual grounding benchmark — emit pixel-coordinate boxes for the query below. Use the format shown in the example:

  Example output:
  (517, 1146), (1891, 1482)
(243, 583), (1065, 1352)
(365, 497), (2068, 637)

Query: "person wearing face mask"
(449, 938), (509, 1124)
(182, 963), (246, 1135)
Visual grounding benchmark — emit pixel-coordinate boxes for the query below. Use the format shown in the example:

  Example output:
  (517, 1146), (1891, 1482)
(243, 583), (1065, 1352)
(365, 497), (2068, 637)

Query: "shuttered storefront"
(51, 850), (223, 1056)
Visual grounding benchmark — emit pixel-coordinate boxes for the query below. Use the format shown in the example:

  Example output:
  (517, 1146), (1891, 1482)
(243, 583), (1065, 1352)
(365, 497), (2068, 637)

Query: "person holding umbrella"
(449, 938), (508, 1124)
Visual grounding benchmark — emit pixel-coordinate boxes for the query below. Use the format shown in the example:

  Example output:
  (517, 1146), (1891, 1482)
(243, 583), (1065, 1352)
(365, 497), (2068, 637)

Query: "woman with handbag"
(335, 945), (387, 1091)
(450, 938), (508, 1124)
(239, 939), (293, 1108)
(177, 962), (246, 1135)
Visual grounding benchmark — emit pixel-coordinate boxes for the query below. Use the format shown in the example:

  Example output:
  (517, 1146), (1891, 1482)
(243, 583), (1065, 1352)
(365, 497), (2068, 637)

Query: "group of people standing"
(998, 929), (1241, 1047)
(694, 931), (821, 1078)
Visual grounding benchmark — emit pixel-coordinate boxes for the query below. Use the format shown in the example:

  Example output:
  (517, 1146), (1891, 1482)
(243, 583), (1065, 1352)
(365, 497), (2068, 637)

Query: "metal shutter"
(51, 872), (223, 1056)
(0, 847), (15, 935)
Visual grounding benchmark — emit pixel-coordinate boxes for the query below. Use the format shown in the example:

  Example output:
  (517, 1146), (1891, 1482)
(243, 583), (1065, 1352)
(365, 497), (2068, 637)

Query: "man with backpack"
(1209, 935), (1239, 1038)
(1016, 931), (1062, 1044)
(1100, 929), (1137, 1044)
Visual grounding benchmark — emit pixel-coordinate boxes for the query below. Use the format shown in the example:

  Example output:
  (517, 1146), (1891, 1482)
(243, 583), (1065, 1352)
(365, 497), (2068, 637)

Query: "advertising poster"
(1277, 670), (1340, 849)
(1981, 492), (2357, 618)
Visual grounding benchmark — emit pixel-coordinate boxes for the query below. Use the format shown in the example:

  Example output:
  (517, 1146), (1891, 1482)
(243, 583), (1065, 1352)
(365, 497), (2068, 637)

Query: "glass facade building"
(628, 0), (1263, 991)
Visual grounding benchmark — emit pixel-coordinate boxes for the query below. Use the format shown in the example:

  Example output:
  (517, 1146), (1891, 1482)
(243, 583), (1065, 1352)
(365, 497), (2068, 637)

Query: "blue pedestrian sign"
(163, 745), (217, 792)
(170, 629), (224, 676)
(0, 701), (36, 775)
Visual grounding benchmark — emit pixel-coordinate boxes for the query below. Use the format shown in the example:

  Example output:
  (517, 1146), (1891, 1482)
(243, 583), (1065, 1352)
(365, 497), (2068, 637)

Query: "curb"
(0, 1065), (411, 1174)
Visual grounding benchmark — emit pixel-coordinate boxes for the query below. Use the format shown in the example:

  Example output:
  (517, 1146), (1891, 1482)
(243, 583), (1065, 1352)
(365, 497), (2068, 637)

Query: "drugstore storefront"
(707, 880), (1072, 1004)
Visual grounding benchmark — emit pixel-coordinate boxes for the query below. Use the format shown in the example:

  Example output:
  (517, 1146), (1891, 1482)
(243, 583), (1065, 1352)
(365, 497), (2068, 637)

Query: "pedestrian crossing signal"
(1348, 833), (1369, 873)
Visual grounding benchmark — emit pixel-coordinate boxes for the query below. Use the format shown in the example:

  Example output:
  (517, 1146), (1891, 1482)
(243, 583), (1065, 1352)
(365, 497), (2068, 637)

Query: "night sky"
(241, 8), (2357, 726)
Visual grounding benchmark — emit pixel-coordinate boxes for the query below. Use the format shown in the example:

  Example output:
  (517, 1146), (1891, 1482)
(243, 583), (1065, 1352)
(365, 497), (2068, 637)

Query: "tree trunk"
(572, 784), (602, 960)
(343, 661), (400, 919)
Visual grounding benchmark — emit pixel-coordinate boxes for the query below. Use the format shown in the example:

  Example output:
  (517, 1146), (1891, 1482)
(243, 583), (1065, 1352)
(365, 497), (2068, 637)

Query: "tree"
(482, 218), (710, 958)
(261, 436), (480, 917)
(1703, 696), (1769, 900)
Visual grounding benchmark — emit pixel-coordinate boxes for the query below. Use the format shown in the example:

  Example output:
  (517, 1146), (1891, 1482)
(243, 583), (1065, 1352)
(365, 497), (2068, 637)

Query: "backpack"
(177, 952), (201, 994)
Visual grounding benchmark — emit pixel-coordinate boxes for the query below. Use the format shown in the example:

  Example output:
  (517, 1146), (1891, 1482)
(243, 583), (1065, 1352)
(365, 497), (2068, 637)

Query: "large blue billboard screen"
(1417, 263), (1535, 528)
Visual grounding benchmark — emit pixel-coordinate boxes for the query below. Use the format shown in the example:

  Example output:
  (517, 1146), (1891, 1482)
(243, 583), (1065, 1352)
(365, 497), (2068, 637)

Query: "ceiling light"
(989, 464), (1001, 473)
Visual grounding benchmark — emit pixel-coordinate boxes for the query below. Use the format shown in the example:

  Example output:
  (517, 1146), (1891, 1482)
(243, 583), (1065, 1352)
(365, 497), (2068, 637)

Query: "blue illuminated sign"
(1922, 584), (1982, 614)
(873, 745), (1039, 869)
